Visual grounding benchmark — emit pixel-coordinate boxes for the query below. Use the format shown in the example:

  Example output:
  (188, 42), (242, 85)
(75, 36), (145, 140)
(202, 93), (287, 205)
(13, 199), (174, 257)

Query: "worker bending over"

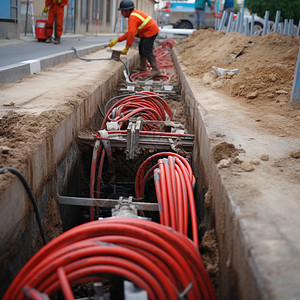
(108, 0), (160, 77)
(44, 0), (68, 44)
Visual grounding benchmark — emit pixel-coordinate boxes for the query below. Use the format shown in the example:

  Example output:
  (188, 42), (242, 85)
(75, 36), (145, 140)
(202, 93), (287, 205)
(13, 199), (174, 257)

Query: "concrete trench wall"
(0, 53), (139, 297)
(173, 49), (261, 300)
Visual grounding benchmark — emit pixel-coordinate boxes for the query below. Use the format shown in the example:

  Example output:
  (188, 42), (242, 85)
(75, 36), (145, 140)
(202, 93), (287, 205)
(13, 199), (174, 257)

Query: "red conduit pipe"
(20, 242), (174, 300)
(57, 267), (74, 300)
(42, 252), (173, 300)
(174, 167), (184, 234)
(138, 153), (198, 245)
(154, 158), (190, 237)
(154, 168), (163, 222)
(162, 39), (176, 49)
(175, 163), (189, 235)
(102, 218), (214, 300)
(158, 159), (170, 227)
(139, 163), (159, 200)
(168, 156), (177, 214)
(96, 148), (105, 198)
(175, 157), (199, 246)
(48, 265), (158, 300)
(89, 139), (101, 221)
(103, 92), (172, 122)
(101, 92), (173, 130)
(130, 72), (171, 82)
(4, 219), (214, 300)
(161, 158), (177, 230)
(135, 152), (194, 198)
(38, 236), (193, 299)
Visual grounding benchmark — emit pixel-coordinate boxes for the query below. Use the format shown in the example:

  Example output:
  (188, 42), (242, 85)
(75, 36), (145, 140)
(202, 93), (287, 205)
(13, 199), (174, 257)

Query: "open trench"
(1, 42), (238, 300)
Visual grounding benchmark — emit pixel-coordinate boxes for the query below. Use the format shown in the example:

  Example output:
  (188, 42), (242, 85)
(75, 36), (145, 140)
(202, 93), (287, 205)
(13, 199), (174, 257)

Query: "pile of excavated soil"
(175, 29), (300, 139)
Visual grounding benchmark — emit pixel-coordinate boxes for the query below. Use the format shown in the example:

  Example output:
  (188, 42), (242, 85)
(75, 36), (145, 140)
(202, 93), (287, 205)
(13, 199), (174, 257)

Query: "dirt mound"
(175, 29), (300, 138)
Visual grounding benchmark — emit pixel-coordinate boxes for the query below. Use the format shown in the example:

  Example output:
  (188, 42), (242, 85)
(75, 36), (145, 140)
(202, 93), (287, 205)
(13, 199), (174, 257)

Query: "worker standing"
(194, 0), (214, 30)
(223, 0), (234, 26)
(108, 0), (161, 77)
(43, 0), (68, 44)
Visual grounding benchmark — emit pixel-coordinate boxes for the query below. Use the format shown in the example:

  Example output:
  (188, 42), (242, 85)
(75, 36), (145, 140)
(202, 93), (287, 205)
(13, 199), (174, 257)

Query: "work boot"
(45, 36), (52, 43)
(133, 56), (148, 72)
(148, 60), (161, 77)
(53, 36), (61, 44)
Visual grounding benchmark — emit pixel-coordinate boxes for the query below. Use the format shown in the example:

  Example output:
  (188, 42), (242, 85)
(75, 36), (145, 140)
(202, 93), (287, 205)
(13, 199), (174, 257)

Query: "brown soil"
(175, 29), (300, 139)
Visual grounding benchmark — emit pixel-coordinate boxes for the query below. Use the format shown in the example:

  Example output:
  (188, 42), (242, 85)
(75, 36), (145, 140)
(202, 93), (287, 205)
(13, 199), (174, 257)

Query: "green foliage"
(234, 0), (240, 13)
(245, 0), (300, 24)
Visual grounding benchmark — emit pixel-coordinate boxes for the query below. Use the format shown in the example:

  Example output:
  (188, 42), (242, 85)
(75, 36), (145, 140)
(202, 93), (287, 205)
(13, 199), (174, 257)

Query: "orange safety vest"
(118, 9), (160, 47)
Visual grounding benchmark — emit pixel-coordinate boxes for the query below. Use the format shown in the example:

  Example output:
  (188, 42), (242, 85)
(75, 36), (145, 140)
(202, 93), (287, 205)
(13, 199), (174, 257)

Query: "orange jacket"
(46, 0), (68, 7)
(118, 9), (160, 48)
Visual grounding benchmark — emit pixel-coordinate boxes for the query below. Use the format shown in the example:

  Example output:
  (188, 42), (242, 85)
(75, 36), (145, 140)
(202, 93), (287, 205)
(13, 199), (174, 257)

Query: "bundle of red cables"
(3, 218), (216, 300)
(89, 91), (173, 221)
(135, 152), (199, 245)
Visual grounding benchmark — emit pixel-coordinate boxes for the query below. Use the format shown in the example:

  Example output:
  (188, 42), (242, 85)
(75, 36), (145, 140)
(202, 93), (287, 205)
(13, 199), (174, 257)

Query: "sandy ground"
(175, 29), (300, 140)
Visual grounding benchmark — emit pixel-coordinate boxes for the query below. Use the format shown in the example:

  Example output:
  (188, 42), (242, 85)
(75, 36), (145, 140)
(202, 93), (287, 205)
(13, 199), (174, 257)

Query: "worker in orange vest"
(108, 0), (160, 77)
(43, 0), (68, 44)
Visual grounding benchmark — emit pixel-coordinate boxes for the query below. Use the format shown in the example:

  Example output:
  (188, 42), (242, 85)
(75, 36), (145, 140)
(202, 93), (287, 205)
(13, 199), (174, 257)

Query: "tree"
(234, 0), (241, 14)
(245, 0), (300, 24)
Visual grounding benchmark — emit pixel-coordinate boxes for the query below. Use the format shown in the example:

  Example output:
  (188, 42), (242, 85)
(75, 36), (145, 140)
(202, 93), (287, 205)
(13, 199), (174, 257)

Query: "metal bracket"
(58, 194), (159, 211)
(125, 118), (143, 160)
(111, 196), (138, 217)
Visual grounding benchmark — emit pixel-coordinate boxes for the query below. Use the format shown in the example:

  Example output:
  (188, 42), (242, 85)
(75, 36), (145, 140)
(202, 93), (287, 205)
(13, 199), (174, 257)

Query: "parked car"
(159, 1), (216, 29)
(158, 1), (271, 34)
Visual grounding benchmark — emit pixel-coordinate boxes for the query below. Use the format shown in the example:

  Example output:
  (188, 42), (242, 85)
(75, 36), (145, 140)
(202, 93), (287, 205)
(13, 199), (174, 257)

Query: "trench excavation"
(2, 40), (217, 300)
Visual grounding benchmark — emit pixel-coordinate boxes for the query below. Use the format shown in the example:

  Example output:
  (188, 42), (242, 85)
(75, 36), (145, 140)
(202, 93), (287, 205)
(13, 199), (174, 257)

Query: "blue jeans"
(194, 8), (206, 29)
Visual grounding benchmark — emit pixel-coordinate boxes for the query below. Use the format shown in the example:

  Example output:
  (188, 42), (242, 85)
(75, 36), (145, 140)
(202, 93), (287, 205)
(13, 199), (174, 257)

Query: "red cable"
(158, 159), (170, 227)
(175, 157), (199, 246)
(96, 148), (105, 198)
(89, 139), (101, 221)
(175, 163), (189, 235)
(57, 267), (74, 300)
(5, 219), (213, 300)
(154, 168), (163, 223)
(161, 158), (177, 230)
(174, 167), (184, 234)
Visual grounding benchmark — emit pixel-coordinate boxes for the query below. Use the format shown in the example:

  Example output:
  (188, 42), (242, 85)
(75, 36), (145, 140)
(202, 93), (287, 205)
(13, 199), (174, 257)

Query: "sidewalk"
(0, 33), (119, 83)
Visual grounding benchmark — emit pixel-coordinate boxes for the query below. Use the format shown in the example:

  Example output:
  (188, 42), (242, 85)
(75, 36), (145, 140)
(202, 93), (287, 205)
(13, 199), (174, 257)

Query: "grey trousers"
(194, 9), (206, 29)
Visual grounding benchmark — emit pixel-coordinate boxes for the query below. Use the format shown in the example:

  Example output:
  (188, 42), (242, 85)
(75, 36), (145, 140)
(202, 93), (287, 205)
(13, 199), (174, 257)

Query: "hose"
(3, 218), (216, 300)
(134, 152), (198, 245)
(0, 167), (47, 245)
(129, 71), (171, 82)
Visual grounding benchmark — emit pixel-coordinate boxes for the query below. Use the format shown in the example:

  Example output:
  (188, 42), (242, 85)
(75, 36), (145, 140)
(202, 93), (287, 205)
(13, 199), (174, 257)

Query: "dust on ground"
(175, 29), (300, 139)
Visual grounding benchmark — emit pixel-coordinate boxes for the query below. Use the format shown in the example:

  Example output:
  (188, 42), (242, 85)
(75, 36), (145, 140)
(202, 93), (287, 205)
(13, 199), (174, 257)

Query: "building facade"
(0, 0), (157, 39)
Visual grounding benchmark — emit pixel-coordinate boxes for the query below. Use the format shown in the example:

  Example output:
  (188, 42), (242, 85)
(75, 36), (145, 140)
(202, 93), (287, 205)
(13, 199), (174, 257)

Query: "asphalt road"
(0, 34), (117, 68)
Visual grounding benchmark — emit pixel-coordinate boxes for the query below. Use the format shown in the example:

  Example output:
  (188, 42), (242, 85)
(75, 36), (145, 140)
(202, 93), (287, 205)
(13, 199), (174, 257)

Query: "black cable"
(0, 167), (47, 245)
(104, 93), (137, 115)
(119, 58), (129, 78)
(97, 103), (105, 118)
